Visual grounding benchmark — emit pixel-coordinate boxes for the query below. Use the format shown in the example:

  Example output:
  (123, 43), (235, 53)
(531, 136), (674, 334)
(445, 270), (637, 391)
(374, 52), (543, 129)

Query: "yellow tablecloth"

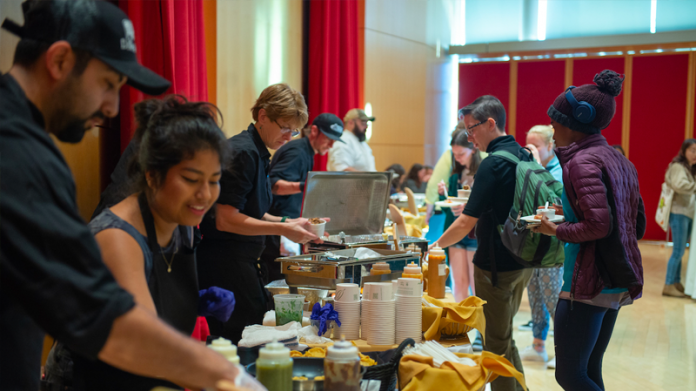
(422, 295), (486, 342)
(399, 352), (527, 391)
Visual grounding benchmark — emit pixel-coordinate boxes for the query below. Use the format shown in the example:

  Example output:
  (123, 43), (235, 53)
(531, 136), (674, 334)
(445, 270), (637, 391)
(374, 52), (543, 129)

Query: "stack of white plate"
(363, 282), (395, 345)
(333, 283), (360, 340)
(395, 278), (423, 343)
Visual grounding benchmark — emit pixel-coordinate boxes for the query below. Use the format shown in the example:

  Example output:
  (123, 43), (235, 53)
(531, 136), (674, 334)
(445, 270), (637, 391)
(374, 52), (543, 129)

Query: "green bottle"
(256, 339), (293, 391)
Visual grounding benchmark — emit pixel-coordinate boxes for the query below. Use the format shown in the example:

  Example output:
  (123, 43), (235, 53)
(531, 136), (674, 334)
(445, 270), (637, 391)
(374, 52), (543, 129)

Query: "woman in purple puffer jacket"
(533, 70), (646, 391)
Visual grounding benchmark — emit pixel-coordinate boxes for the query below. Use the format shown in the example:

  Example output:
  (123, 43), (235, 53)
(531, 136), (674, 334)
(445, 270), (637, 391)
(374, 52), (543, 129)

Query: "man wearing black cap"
(0, 2), (263, 390)
(260, 113), (344, 282)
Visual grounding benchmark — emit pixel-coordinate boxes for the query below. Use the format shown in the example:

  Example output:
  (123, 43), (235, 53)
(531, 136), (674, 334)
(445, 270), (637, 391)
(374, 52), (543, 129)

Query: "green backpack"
(491, 150), (565, 268)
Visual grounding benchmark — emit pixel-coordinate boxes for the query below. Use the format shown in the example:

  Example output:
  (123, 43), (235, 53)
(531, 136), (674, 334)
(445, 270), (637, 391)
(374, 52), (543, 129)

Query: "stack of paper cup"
(395, 278), (423, 343)
(334, 283), (360, 340)
(364, 282), (396, 345)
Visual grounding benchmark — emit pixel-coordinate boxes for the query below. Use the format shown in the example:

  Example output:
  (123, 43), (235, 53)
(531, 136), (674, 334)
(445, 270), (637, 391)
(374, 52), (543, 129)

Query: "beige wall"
(363, 0), (455, 173)
(1, 0), (101, 221)
(216, 0), (303, 138)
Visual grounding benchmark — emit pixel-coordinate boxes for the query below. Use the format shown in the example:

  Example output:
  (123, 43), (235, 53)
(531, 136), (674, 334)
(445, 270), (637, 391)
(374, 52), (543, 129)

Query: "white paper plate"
(520, 215), (564, 224)
(435, 200), (463, 208)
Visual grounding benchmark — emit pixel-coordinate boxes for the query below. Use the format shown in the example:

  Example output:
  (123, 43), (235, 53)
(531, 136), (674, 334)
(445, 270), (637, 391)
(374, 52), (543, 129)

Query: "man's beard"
(50, 76), (103, 143)
(353, 124), (366, 142)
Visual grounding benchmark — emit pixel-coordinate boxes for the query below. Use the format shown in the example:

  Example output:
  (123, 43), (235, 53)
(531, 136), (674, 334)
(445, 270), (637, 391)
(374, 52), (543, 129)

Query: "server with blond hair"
(198, 83), (317, 342)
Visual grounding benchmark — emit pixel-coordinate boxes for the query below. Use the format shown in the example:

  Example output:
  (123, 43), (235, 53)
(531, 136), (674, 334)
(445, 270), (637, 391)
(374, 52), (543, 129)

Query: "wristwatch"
(281, 216), (289, 223)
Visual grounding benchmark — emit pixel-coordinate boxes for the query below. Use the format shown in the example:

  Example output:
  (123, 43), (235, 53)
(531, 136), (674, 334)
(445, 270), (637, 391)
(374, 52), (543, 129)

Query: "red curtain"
(516, 61), (566, 146)
(118, 0), (209, 151)
(308, 0), (361, 171)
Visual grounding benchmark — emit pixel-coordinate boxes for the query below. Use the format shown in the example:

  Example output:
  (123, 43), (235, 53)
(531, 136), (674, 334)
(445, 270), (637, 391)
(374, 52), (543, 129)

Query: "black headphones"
(565, 86), (596, 124)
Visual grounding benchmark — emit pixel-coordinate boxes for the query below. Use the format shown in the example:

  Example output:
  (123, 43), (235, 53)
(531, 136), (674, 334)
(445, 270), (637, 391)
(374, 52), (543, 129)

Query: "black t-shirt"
(463, 135), (531, 272)
(268, 137), (315, 218)
(0, 74), (135, 391)
(200, 123), (272, 245)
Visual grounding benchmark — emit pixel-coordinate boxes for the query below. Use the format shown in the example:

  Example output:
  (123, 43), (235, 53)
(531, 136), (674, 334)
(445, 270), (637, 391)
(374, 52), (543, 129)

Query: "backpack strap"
(490, 150), (521, 165)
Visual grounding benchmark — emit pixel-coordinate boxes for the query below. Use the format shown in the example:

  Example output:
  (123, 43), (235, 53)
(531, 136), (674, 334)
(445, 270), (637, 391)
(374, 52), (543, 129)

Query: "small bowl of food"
(458, 186), (471, 199)
(307, 218), (326, 238)
(536, 206), (555, 219)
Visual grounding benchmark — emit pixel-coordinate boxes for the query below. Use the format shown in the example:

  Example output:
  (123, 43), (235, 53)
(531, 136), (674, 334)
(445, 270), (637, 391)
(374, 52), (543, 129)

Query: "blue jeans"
(666, 213), (692, 285)
(554, 299), (619, 391)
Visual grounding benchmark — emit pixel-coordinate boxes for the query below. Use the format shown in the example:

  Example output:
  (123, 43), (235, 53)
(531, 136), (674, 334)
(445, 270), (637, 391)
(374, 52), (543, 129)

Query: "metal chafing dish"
(277, 248), (421, 290)
(276, 171), (428, 290)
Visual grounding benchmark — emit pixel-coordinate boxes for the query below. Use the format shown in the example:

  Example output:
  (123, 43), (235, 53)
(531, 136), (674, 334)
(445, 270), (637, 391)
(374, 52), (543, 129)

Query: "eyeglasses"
(465, 119), (489, 137)
(274, 120), (300, 137)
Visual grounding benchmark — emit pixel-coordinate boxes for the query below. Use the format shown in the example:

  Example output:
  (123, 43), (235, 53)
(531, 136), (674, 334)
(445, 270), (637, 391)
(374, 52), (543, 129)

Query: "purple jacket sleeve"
(556, 154), (612, 244)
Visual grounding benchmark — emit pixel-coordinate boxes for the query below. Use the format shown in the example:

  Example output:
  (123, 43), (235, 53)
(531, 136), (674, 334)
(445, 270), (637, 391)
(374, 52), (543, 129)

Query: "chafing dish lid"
(301, 171), (392, 235)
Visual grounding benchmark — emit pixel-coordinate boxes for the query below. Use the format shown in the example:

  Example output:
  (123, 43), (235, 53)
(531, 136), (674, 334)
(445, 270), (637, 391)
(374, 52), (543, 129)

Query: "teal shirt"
(561, 189), (627, 294)
(546, 155), (563, 183)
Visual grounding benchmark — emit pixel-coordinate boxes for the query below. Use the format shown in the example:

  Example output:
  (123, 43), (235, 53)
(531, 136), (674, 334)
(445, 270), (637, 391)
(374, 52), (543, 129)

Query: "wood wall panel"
(572, 57), (625, 147)
(515, 60), (566, 145)
(52, 131), (102, 221)
(216, 0), (303, 138)
(364, 28), (429, 171)
(630, 54), (690, 241)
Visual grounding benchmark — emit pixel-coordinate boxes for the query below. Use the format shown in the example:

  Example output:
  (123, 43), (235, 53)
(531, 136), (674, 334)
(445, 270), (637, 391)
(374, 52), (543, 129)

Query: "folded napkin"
(238, 321), (302, 348)
(422, 295), (486, 342)
(398, 351), (527, 391)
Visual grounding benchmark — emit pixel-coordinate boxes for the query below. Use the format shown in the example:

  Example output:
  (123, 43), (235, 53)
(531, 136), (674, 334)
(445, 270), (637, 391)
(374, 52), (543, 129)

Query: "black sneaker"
(518, 320), (533, 331)
(472, 333), (483, 352)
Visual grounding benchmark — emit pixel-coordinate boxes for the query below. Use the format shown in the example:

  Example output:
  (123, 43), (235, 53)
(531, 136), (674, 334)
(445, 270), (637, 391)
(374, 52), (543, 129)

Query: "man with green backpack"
(433, 95), (563, 391)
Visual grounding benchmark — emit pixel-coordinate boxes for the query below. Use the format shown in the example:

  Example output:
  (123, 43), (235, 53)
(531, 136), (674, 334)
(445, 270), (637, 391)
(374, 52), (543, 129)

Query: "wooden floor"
(511, 242), (696, 391)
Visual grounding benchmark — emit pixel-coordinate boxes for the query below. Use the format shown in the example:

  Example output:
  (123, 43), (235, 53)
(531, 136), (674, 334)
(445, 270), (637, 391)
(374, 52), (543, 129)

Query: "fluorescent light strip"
(537, 0), (547, 41)
(650, 0), (657, 34)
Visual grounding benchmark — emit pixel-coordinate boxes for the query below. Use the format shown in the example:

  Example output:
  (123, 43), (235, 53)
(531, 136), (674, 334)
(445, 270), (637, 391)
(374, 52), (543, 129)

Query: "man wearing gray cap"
(0, 1), (263, 390)
(328, 108), (376, 172)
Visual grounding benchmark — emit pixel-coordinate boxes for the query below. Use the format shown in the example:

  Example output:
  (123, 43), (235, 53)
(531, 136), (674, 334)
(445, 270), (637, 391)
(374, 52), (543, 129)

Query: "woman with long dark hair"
(662, 138), (696, 297)
(403, 163), (427, 193)
(437, 126), (482, 301)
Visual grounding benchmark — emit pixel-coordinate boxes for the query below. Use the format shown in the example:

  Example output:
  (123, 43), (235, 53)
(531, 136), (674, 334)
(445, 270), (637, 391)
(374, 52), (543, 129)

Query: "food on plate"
(314, 376), (325, 381)
(534, 214), (543, 219)
(293, 376), (308, 381)
(462, 185), (470, 190)
(290, 345), (377, 366)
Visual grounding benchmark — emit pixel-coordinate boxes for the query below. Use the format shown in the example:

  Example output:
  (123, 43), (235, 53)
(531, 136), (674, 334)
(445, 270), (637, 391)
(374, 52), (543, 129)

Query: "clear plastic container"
(427, 244), (448, 299)
(324, 337), (362, 391)
(256, 339), (293, 391)
(401, 262), (423, 282)
(370, 262), (392, 276)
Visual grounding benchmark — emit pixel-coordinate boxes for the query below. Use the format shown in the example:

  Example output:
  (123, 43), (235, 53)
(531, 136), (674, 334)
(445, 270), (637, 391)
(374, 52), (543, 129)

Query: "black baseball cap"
(2, 0), (170, 95)
(313, 113), (345, 143)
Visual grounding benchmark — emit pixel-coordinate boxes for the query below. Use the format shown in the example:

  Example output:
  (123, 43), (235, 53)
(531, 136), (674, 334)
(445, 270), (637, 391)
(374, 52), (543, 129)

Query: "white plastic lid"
(258, 339), (290, 360)
(327, 337), (359, 360)
(403, 262), (422, 275)
(429, 243), (445, 257)
(209, 337), (240, 365)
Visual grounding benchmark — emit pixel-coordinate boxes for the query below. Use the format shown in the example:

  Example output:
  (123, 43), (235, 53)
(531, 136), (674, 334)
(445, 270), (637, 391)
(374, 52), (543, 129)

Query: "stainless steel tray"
(301, 171), (393, 235)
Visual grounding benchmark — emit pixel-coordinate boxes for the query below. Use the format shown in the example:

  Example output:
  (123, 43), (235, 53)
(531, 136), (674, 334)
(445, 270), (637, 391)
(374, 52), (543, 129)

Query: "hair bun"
(593, 69), (624, 97)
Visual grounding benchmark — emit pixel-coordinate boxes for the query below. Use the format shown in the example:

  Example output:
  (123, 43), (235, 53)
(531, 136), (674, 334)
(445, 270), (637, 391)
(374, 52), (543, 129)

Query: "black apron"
(196, 239), (270, 344)
(72, 194), (199, 391)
